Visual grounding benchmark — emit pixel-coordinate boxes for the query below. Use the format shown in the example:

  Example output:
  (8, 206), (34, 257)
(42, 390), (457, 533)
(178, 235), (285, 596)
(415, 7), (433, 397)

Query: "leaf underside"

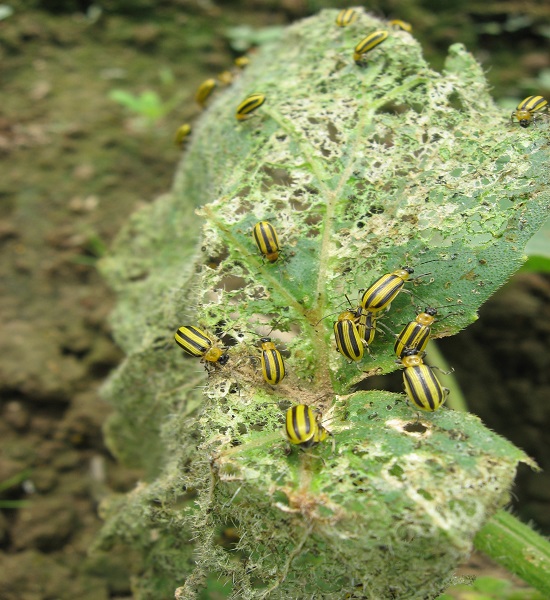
(99, 8), (549, 600)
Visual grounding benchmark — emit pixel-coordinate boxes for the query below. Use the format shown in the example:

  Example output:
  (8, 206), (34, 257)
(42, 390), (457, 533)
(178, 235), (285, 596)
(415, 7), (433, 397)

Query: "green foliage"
(225, 24), (285, 52)
(99, 8), (550, 600)
(109, 72), (181, 127)
(198, 576), (232, 600)
(439, 575), (547, 599)
(0, 5), (14, 20)
(522, 216), (550, 272)
(0, 469), (31, 509)
(71, 233), (108, 267)
(109, 90), (167, 124)
(474, 511), (550, 598)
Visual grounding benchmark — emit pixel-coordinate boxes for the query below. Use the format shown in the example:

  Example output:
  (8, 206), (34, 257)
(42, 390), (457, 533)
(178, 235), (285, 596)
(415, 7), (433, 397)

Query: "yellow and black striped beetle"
(285, 404), (330, 448)
(174, 325), (229, 366)
(353, 306), (378, 348)
(400, 349), (449, 411)
(353, 30), (389, 65)
(258, 337), (285, 385)
(195, 78), (217, 107)
(234, 56), (250, 68)
(217, 70), (234, 86)
(236, 93), (266, 121)
(388, 19), (412, 32)
(336, 8), (358, 27)
(252, 220), (280, 263)
(511, 95), (548, 128)
(173, 123), (191, 148)
(393, 306), (459, 358)
(394, 307), (438, 358)
(334, 310), (365, 362)
(360, 266), (416, 313)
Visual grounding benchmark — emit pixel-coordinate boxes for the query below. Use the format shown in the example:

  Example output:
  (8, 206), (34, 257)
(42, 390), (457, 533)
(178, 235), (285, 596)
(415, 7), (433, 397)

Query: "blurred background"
(0, 1), (549, 598)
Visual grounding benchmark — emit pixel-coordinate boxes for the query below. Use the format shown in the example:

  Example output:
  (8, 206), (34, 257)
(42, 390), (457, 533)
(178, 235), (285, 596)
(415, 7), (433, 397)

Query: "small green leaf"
(225, 24), (284, 52)
(525, 215), (550, 258)
(0, 4), (13, 20)
(520, 256), (550, 273)
(0, 468), (32, 492)
(474, 576), (510, 593)
(109, 89), (141, 110)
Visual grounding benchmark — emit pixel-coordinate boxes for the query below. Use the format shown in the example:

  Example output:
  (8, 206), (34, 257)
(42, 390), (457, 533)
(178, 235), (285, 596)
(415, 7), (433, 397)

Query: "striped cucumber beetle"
(236, 93), (266, 121)
(400, 349), (449, 411)
(353, 306), (378, 348)
(353, 302), (402, 352)
(252, 220), (280, 263)
(259, 337), (286, 385)
(336, 8), (358, 27)
(360, 266), (415, 312)
(195, 78), (217, 107)
(217, 70), (234, 86)
(393, 306), (460, 358)
(234, 56), (250, 68)
(333, 311), (365, 362)
(174, 325), (229, 366)
(389, 19), (412, 32)
(511, 95), (548, 128)
(239, 324), (286, 385)
(394, 307), (437, 358)
(173, 123), (191, 148)
(353, 30), (389, 65)
(360, 258), (441, 313)
(285, 404), (330, 448)
(317, 295), (379, 358)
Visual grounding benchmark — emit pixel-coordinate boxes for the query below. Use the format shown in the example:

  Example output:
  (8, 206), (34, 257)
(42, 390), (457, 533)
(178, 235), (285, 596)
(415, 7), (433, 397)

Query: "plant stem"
(429, 345), (550, 597)
(0, 469), (32, 492)
(0, 500), (30, 509)
(474, 510), (550, 597)
(424, 342), (469, 412)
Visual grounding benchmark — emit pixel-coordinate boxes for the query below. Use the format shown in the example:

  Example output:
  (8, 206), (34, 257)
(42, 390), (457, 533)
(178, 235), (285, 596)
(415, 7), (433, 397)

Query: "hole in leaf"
(403, 421), (428, 434)
(447, 91), (465, 111)
(260, 165), (295, 189)
(215, 524), (241, 550)
(198, 573), (233, 599)
(203, 246), (229, 269)
(216, 274), (247, 294)
(327, 121), (340, 143)
(366, 204), (384, 216)
(378, 101), (409, 115)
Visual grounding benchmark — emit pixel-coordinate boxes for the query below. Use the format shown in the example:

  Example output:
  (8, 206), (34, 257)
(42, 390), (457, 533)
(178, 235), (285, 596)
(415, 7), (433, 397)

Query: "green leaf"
(138, 90), (164, 119)
(475, 511), (550, 598)
(0, 5), (13, 20)
(109, 89), (142, 111)
(108, 89), (169, 124)
(473, 576), (510, 593)
(224, 24), (285, 52)
(0, 468), (32, 492)
(521, 215), (550, 272)
(100, 9), (550, 600)
(520, 256), (550, 273)
(525, 215), (550, 258)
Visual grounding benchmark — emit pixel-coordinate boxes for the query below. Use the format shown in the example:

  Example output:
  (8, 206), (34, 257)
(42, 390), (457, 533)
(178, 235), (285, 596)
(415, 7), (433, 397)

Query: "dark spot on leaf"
(403, 421), (427, 434)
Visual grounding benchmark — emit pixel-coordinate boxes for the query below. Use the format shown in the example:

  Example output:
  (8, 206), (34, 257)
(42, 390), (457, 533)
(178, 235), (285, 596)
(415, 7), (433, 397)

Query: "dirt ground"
(1, 3), (549, 599)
